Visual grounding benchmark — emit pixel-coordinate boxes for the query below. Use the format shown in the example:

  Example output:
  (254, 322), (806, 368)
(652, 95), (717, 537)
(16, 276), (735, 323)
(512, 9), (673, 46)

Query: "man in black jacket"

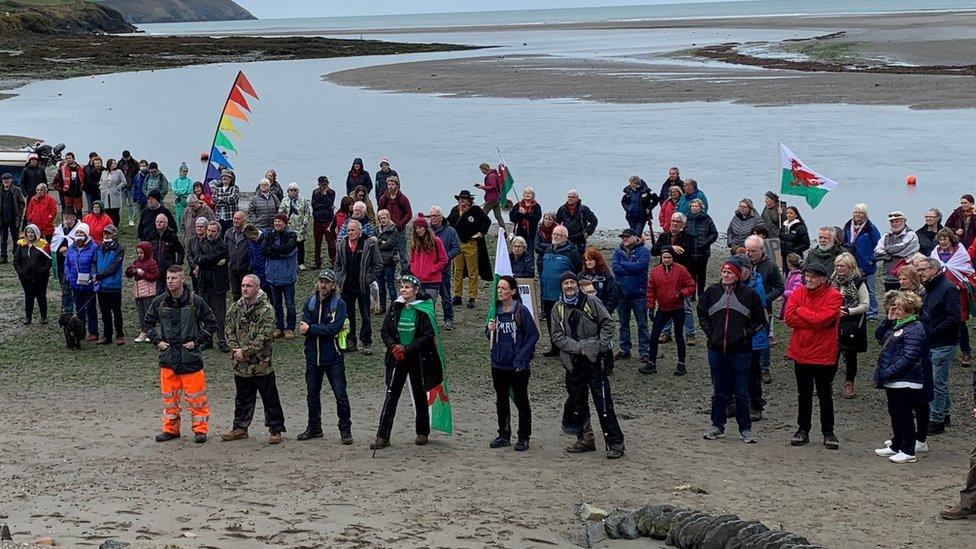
(0, 173), (26, 263)
(620, 176), (658, 240)
(150, 213), (185, 295)
(918, 256), (961, 435)
(447, 189), (490, 308)
(555, 189), (598, 253)
(224, 211), (250, 302)
(19, 156), (47, 208)
(311, 176), (336, 268)
(138, 190), (177, 242)
(659, 166), (683, 205)
(199, 222), (230, 352)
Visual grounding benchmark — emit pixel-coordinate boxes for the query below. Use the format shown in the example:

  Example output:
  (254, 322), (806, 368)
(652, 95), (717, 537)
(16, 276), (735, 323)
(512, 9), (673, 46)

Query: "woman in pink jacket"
(408, 216), (449, 301)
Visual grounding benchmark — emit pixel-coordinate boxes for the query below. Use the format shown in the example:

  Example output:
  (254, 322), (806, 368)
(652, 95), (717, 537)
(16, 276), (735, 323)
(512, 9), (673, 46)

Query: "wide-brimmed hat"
(454, 189), (476, 201)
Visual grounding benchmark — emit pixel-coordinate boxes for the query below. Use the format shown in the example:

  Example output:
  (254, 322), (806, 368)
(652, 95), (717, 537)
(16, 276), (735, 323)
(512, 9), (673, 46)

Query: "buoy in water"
(200, 151), (209, 162)
(906, 174), (917, 185)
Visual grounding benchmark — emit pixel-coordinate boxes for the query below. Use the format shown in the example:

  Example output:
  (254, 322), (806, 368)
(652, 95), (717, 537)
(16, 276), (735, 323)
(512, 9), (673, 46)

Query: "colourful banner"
(203, 71), (260, 192)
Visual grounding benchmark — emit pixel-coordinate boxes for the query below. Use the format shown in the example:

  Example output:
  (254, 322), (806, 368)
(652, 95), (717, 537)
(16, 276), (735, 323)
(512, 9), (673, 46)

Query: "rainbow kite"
(203, 71), (259, 192)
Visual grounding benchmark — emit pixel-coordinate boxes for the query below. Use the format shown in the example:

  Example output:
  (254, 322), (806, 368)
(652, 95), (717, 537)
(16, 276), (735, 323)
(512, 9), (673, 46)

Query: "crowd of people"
(2, 155), (976, 518)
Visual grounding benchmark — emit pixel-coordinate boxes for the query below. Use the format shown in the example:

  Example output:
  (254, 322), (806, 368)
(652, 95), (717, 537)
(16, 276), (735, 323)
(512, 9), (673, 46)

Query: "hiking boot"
(297, 429), (323, 441)
(928, 422), (946, 436)
(740, 429), (758, 444)
(566, 438), (597, 453)
(823, 433), (840, 450)
(115, 337), (125, 346)
(613, 351), (631, 360)
(466, 298), (476, 309)
(268, 432), (282, 445)
(750, 408), (763, 422)
(542, 348), (560, 358)
(273, 329), (284, 339)
(340, 432), (354, 445)
(790, 430), (809, 446)
(761, 370), (772, 384)
(415, 435), (428, 446)
(284, 330), (295, 340)
(514, 439), (529, 452)
(369, 437), (390, 450)
(658, 333), (672, 344)
(686, 336), (697, 347)
(444, 320), (455, 331)
(361, 345), (373, 356)
(155, 432), (180, 442)
(961, 353), (972, 367)
(606, 445), (625, 460)
(344, 343), (358, 353)
(452, 296), (462, 306)
(842, 380), (855, 399)
(221, 428), (248, 441)
(193, 433), (207, 444)
(674, 362), (687, 376)
(941, 506), (976, 520)
(23, 318), (31, 325)
(638, 363), (657, 375)
(489, 436), (510, 449)
(702, 426), (725, 440)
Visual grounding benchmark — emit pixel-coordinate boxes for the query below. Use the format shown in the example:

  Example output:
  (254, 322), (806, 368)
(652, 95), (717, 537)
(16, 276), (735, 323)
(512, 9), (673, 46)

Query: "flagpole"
(204, 71), (244, 185)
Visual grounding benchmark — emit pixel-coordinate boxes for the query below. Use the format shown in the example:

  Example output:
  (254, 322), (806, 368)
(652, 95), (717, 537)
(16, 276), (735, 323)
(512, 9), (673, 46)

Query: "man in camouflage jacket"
(222, 274), (286, 444)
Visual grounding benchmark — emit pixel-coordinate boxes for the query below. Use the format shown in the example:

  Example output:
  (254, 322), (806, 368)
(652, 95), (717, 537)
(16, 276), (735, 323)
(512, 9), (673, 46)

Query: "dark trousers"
(688, 257), (709, 299)
(961, 323), (972, 356)
(708, 350), (751, 432)
(203, 291), (227, 344)
(565, 356), (624, 448)
(542, 299), (556, 347)
(96, 291), (124, 340)
(377, 264), (397, 311)
(105, 208), (120, 227)
(270, 283), (296, 331)
(72, 289), (98, 336)
(21, 277), (48, 321)
(648, 308), (686, 365)
(376, 360), (430, 440)
(305, 360), (351, 434)
(794, 362), (838, 435)
(232, 372), (286, 432)
(914, 392), (930, 444)
(491, 368), (531, 441)
(342, 289), (372, 346)
(218, 218), (233, 237)
(0, 222), (17, 260)
(312, 221), (335, 268)
(842, 350), (858, 382)
(886, 387), (920, 456)
(230, 268), (247, 302)
(626, 216), (647, 237)
(960, 443), (976, 510)
(84, 191), (100, 211)
(297, 239), (306, 266)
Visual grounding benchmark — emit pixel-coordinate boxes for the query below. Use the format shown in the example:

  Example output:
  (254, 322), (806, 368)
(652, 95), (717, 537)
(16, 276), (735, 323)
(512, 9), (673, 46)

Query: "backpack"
(312, 293), (350, 351)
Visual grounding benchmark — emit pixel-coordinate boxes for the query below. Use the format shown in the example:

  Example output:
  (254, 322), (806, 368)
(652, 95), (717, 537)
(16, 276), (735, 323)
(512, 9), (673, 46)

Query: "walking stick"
(373, 360), (397, 459)
(600, 375), (610, 453)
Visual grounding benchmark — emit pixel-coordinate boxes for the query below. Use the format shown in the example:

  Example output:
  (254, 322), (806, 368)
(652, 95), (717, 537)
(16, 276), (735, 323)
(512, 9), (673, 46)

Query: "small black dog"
(59, 313), (85, 350)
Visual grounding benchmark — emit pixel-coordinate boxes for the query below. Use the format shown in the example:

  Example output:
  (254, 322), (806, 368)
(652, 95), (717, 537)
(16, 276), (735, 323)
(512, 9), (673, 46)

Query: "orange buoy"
(906, 175), (917, 185)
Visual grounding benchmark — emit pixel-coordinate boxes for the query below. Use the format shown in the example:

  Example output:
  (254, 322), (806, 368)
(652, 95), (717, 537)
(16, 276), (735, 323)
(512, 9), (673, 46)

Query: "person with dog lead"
(447, 189), (491, 308)
(371, 275), (440, 451)
(65, 223), (100, 343)
(550, 271), (625, 459)
(93, 225), (125, 345)
(13, 224), (51, 325)
(223, 274), (286, 445)
(298, 269), (353, 444)
(51, 209), (80, 315)
(145, 266), (219, 443)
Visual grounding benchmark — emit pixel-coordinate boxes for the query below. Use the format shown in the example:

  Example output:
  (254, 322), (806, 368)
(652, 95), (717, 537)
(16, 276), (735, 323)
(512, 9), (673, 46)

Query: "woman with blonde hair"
(831, 252), (869, 399)
(897, 264), (926, 298)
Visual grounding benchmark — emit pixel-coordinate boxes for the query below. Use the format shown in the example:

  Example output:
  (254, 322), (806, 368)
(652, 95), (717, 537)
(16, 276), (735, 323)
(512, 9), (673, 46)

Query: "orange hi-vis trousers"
(160, 368), (209, 435)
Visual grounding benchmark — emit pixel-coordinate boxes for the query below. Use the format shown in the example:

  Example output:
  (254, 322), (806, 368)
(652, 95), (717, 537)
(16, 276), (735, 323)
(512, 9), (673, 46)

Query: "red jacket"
(409, 236), (449, 285)
(646, 262), (696, 311)
(26, 194), (58, 237)
(784, 283), (843, 366)
(378, 191), (413, 231)
(659, 198), (678, 233)
(83, 212), (111, 245)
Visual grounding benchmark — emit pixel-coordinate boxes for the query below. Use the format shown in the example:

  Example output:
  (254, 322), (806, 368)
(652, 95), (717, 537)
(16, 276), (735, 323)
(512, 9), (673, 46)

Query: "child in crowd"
(124, 241), (159, 342)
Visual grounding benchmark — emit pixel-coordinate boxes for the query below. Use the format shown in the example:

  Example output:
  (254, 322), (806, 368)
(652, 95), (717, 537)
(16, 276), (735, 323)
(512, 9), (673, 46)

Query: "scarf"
(518, 199), (537, 230)
(565, 202), (578, 216)
(850, 219), (865, 241)
(894, 314), (918, 329)
(537, 222), (555, 243)
(561, 292), (579, 307)
(830, 272), (861, 308)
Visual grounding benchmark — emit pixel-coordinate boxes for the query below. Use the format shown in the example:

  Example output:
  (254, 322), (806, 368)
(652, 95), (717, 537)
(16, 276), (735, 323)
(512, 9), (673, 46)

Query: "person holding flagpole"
(475, 162), (507, 237)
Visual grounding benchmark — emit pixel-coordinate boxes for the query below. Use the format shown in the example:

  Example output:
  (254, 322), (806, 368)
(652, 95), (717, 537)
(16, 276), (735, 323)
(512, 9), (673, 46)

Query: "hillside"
(0, 0), (135, 34)
(94, 0), (256, 23)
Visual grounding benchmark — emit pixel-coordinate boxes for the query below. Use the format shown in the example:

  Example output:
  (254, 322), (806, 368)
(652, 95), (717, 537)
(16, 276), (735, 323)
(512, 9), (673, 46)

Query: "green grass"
(784, 41), (863, 63)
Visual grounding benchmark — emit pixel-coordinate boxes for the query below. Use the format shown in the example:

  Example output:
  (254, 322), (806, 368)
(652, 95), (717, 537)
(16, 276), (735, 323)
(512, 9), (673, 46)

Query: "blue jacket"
(133, 169), (149, 205)
(302, 291), (346, 366)
(539, 242), (583, 302)
(874, 318), (930, 392)
(434, 224), (461, 274)
(94, 239), (124, 292)
(746, 272), (769, 350)
(920, 272), (961, 348)
(843, 219), (881, 275)
(611, 243), (650, 297)
(248, 231), (268, 284)
(677, 189), (708, 215)
(486, 301), (539, 371)
(65, 240), (97, 292)
(263, 228), (298, 285)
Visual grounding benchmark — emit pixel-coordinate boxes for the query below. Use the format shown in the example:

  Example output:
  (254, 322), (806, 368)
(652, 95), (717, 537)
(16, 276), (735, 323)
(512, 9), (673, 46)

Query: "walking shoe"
(613, 351), (631, 360)
(761, 370), (772, 384)
(415, 435), (428, 446)
(875, 446), (897, 457)
(135, 332), (148, 342)
(452, 296), (462, 306)
(961, 353), (972, 367)
(749, 408), (763, 422)
(823, 433), (840, 450)
(466, 298), (476, 309)
(842, 380), (855, 399)
(566, 438), (597, 453)
(928, 422), (946, 435)
(273, 329), (284, 339)
(95, 338), (111, 345)
(916, 441), (930, 453)
(40, 316), (47, 324)
(606, 446), (625, 460)
(374, 308), (386, 317)
(638, 363), (657, 375)
(889, 451), (916, 464)
(369, 437), (390, 450)
(296, 429), (323, 441)
(740, 429), (758, 444)
(86, 334), (99, 342)
(790, 430), (809, 446)
(23, 318), (31, 325)
(658, 333), (672, 344)
(268, 432), (282, 445)
(193, 433), (207, 444)
(674, 362), (687, 376)
(115, 337), (125, 345)
(340, 432), (354, 445)
(128, 219), (134, 227)
(221, 428), (248, 441)
(514, 439), (529, 452)
(299, 264), (307, 271)
(444, 320), (455, 331)
(218, 342), (230, 353)
(542, 348), (560, 358)
(361, 345), (373, 356)
(702, 426), (725, 440)
(155, 432), (180, 442)
(940, 506), (976, 520)
(201, 341), (213, 351)
(489, 436), (510, 449)
(685, 336), (697, 347)
(284, 330), (295, 340)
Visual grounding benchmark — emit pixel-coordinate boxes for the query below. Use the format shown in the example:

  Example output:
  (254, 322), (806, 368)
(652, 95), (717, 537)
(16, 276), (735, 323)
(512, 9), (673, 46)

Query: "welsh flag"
(486, 227), (513, 324)
(498, 163), (516, 207)
(779, 143), (839, 209)
(411, 299), (452, 434)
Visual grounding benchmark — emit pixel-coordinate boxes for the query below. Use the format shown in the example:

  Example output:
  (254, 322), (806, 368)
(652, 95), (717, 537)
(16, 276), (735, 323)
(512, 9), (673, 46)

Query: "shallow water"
(1, 25), (973, 232)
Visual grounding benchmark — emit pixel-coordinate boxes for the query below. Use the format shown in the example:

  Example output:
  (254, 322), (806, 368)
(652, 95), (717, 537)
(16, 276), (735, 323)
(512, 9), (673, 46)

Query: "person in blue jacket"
(93, 224), (125, 344)
(264, 213), (299, 339)
(298, 269), (352, 444)
(611, 228), (651, 362)
(538, 225), (582, 356)
(486, 275), (540, 451)
(244, 223), (270, 295)
(843, 203), (882, 319)
(65, 222), (99, 342)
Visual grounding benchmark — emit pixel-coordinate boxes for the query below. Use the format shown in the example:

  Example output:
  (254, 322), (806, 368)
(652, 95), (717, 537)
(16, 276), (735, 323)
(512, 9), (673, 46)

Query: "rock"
(701, 519), (754, 549)
(691, 514), (739, 548)
(99, 541), (131, 549)
(579, 503), (609, 522)
(33, 538), (55, 546)
(180, 531), (199, 539)
(0, 523), (11, 541)
(586, 521), (607, 548)
(741, 529), (793, 547)
(651, 507), (685, 540)
(636, 504), (675, 537)
(725, 522), (769, 549)
(666, 510), (708, 546)
(618, 510), (640, 540)
(603, 508), (635, 539)
(762, 533), (811, 548)
(676, 515), (713, 548)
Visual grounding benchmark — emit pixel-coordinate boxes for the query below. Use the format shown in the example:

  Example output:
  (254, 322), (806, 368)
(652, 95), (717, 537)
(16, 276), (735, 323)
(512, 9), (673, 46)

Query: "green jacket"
(226, 291), (277, 377)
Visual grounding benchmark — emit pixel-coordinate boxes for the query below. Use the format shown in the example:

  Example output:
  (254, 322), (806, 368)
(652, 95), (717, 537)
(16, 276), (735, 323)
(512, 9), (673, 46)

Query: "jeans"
(794, 362), (838, 435)
(97, 291), (124, 340)
(376, 265), (397, 310)
(708, 350), (751, 432)
(662, 297), (696, 337)
(398, 232), (410, 274)
(626, 216), (646, 237)
(270, 283), (296, 331)
(438, 273), (454, 322)
(929, 344), (957, 423)
(232, 372), (286, 432)
(305, 360), (351, 434)
(648, 309), (686, 365)
(886, 387), (920, 456)
(122, 189), (136, 224)
(864, 271), (879, 318)
(565, 355), (624, 448)
(617, 296), (649, 358)
(376, 358), (430, 440)
(422, 284), (440, 306)
(492, 368), (531, 441)
(72, 289), (98, 336)
(341, 290), (372, 347)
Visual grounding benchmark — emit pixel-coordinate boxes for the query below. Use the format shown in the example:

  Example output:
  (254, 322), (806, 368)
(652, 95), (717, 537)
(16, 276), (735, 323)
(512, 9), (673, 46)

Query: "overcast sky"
(233, 0), (746, 19)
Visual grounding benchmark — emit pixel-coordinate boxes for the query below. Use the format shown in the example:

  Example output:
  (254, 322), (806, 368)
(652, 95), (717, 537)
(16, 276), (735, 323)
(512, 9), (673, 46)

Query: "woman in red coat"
(784, 263), (843, 450)
(644, 249), (696, 376)
(408, 216), (448, 300)
(25, 184), (59, 240)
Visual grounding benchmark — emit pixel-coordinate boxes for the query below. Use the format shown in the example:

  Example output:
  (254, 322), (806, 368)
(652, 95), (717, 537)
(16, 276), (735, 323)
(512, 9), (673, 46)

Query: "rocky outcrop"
(94, 0), (256, 23)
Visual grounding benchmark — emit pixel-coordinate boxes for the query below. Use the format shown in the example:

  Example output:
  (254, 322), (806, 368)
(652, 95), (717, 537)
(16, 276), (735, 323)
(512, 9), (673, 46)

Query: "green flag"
(409, 299), (452, 435)
(779, 143), (839, 209)
(498, 163), (515, 202)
